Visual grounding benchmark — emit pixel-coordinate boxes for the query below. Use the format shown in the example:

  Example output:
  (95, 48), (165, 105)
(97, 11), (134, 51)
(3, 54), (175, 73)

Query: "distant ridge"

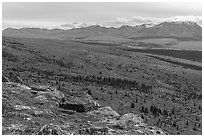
(3, 21), (202, 41)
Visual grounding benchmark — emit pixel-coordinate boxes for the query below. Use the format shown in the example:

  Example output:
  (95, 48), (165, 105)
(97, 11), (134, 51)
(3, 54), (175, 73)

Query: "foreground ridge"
(2, 80), (167, 135)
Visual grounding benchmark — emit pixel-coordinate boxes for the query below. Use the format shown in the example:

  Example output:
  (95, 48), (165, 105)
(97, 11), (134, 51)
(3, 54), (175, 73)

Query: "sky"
(2, 2), (202, 29)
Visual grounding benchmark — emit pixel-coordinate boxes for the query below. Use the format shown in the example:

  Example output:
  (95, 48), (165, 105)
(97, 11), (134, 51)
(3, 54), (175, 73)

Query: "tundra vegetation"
(2, 31), (202, 135)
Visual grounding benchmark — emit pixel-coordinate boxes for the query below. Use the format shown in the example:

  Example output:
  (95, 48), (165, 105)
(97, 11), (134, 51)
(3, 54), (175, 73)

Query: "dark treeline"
(140, 105), (175, 118)
(62, 74), (152, 92)
(9, 66), (152, 92)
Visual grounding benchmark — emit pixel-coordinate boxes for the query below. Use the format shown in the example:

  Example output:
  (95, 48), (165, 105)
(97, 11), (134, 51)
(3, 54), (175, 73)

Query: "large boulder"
(118, 113), (144, 129)
(59, 93), (101, 112)
(87, 106), (121, 127)
(87, 106), (120, 118)
(117, 113), (168, 135)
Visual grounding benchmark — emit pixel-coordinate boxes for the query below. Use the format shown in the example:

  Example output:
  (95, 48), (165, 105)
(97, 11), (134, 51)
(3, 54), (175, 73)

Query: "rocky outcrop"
(59, 93), (101, 112)
(35, 124), (66, 135)
(30, 85), (65, 104)
(87, 108), (168, 135)
(78, 126), (112, 135)
(87, 106), (120, 118)
(4, 82), (31, 90)
(116, 113), (168, 134)
(30, 85), (65, 99)
(119, 113), (144, 129)
(2, 82), (167, 135)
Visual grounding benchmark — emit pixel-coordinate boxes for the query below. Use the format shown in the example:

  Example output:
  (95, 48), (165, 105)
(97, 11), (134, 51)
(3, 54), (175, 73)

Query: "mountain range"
(3, 21), (202, 41)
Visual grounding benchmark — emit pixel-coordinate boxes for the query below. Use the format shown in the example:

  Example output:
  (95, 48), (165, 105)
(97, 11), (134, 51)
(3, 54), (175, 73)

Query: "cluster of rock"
(2, 76), (167, 135)
(85, 107), (167, 135)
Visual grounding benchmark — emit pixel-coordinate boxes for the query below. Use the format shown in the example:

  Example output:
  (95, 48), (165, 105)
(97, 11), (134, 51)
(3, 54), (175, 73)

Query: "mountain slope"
(130, 21), (202, 40)
(3, 21), (202, 41)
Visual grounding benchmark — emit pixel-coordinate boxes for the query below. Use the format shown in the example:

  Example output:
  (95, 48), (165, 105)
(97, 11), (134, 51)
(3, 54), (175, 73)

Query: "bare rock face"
(35, 124), (65, 135)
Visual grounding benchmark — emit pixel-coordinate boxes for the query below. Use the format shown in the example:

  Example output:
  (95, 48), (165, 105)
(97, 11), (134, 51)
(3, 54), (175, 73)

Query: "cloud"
(60, 22), (93, 29)
(3, 16), (202, 30)
(102, 16), (202, 28)
(3, 20), (62, 30)
(162, 16), (202, 25)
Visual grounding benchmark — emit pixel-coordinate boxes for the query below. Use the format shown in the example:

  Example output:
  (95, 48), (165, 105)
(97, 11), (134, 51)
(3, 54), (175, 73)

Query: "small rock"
(44, 109), (54, 114)
(14, 105), (31, 110)
(11, 90), (17, 94)
(33, 110), (44, 117)
(25, 117), (31, 120)
(30, 85), (48, 91)
(61, 123), (71, 129)
(19, 84), (31, 90)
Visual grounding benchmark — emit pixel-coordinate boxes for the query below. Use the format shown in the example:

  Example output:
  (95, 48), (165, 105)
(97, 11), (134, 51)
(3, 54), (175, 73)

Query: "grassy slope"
(2, 36), (202, 135)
